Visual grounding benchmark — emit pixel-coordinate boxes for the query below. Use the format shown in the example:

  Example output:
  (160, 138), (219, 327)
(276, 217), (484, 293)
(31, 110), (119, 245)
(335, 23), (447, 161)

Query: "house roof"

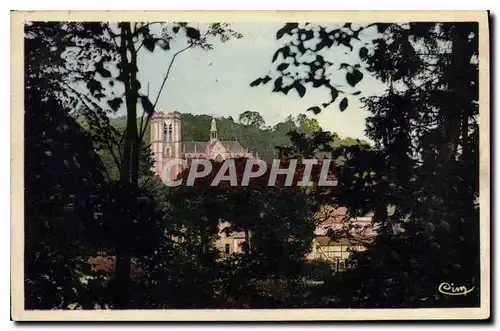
(314, 235), (374, 247)
(313, 205), (348, 224)
(314, 236), (351, 246)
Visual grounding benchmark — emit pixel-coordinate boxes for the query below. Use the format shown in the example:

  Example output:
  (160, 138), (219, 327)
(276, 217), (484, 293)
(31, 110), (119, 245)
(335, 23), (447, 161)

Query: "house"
(215, 221), (246, 256)
(306, 205), (376, 265)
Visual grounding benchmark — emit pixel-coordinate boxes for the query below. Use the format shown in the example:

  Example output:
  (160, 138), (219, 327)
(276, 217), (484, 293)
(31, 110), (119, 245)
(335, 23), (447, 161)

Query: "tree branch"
(105, 25), (120, 50)
(153, 43), (194, 108)
(138, 43), (194, 141)
(64, 83), (122, 172)
(136, 41), (145, 52)
(134, 21), (162, 36)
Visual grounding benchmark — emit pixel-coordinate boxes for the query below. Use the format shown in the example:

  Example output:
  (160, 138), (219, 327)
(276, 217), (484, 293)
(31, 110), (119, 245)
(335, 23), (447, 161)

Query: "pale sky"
(133, 22), (387, 140)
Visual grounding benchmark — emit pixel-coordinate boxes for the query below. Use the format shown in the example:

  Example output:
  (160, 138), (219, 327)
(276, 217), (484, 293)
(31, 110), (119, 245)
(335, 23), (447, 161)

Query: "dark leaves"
(262, 76), (272, 84)
(277, 63), (289, 71)
(359, 46), (368, 59)
(295, 82), (306, 98)
(250, 78), (261, 87)
(159, 40), (170, 50)
(95, 61), (111, 78)
(346, 69), (364, 87)
(270, 76), (300, 96)
(276, 23), (298, 40)
(107, 97), (123, 112)
(249, 75), (272, 87)
(140, 96), (154, 115)
(308, 106), (321, 115)
(116, 73), (126, 82)
(330, 89), (339, 102)
(339, 97), (348, 111)
(143, 38), (156, 52)
(376, 23), (391, 33)
(98, 68), (112, 78)
(86, 79), (104, 96)
(281, 85), (294, 95)
(312, 78), (327, 88)
(273, 77), (283, 92)
(272, 46), (291, 63)
(186, 27), (201, 40)
(133, 80), (141, 91)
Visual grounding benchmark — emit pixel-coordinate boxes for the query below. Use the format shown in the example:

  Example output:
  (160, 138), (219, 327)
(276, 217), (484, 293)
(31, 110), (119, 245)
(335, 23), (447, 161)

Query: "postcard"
(11, 10), (490, 321)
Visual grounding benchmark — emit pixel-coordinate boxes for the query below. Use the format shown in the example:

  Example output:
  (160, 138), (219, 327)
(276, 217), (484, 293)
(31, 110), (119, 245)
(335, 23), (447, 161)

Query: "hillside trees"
(239, 110), (266, 128)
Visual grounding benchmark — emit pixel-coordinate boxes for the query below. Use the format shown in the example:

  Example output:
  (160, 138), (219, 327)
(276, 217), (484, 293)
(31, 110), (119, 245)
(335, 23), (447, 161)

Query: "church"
(150, 111), (256, 182)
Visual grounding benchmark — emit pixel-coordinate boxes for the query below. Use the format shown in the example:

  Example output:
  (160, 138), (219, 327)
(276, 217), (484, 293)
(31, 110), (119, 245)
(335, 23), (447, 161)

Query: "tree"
(239, 110), (266, 128)
(25, 21), (242, 308)
(254, 22), (480, 307)
(296, 113), (321, 134)
(24, 85), (111, 309)
(24, 22), (117, 309)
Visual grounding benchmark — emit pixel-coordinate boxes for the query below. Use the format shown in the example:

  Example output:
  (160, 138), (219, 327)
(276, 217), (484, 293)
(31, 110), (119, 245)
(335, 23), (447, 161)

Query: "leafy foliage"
(254, 22), (480, 308)
(250, 23), (375, 111)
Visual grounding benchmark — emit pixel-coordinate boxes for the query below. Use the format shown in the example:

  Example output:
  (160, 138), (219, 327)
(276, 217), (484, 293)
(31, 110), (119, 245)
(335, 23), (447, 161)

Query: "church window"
(164, 123), (173, 141)
(225, 244), (231, 255)
(165, 147), (172, 157)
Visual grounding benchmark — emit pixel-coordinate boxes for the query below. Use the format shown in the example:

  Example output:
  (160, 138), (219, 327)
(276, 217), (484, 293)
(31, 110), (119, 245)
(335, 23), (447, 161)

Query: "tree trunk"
(127, 25), (140, 188)
(441, 24), (474, 163)
(244, 229), (251, 254)
(114, 22), (136, 309)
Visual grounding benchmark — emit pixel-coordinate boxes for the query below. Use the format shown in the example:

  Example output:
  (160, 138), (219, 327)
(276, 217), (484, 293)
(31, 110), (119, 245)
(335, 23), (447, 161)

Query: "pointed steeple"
(210, 118), (218, 141)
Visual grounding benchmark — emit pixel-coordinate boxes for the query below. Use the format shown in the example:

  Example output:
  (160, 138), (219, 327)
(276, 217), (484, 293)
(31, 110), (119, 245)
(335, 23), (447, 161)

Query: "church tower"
(150, 111), (182, 181)
(210, 118), (218, 142)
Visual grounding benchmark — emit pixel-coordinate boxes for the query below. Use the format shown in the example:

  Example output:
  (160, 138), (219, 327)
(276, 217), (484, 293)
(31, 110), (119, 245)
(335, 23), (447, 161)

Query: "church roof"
(181, 140), (247, 155)
(220, 140), (246, 153)
(182, 142), (209, 154)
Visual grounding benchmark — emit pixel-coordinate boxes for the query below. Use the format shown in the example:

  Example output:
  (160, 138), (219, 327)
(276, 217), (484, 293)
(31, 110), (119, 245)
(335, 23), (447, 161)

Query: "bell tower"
(150, 111), (182, 181)
(210, 118), (218, 142)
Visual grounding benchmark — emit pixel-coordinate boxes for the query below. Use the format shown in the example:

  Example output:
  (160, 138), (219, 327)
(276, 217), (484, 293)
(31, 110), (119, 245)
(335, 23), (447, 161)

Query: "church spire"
(210, 118), (218, 141)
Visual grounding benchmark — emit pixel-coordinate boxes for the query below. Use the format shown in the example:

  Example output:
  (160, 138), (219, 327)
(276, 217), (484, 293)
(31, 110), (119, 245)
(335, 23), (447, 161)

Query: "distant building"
(216, 221), (246, 256)
(306, 206), (376, 270)
(215, 206), (376, 266)
(150, 111), (255, 182)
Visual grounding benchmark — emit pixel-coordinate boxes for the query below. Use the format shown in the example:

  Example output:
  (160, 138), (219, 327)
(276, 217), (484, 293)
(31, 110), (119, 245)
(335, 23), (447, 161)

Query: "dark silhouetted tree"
(254, 22), (480, 308)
